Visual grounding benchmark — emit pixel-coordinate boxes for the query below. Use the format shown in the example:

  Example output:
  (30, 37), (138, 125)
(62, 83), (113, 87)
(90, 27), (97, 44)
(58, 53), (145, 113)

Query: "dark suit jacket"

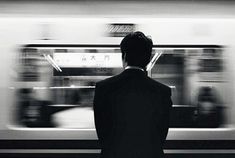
(94, 68), (172, 158)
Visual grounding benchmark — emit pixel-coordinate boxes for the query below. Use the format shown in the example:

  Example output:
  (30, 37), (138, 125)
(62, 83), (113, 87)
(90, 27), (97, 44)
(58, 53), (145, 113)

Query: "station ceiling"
(0, 0), (235, 18)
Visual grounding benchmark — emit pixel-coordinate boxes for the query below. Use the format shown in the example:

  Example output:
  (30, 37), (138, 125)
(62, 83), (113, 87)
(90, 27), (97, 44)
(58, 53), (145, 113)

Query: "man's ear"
(122, 53), (126, 62)
(122, 53), (127, 68)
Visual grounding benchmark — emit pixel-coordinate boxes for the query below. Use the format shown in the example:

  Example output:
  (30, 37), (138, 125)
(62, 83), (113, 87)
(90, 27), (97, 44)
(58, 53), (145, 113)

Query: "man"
(93, 31), (172, 158)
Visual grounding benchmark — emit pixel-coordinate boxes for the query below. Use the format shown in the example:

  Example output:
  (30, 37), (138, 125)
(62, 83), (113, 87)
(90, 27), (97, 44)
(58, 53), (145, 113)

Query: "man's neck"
(125, 66), (144, 72)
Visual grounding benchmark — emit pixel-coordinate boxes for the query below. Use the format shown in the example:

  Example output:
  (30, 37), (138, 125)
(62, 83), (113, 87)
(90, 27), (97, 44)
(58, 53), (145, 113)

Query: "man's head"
(120, 31), (153, 69)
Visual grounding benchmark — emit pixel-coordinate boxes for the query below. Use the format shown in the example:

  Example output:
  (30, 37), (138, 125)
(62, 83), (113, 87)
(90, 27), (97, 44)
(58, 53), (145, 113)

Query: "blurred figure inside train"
(17, 88), (53, 127)
(195, 86), (224, 128)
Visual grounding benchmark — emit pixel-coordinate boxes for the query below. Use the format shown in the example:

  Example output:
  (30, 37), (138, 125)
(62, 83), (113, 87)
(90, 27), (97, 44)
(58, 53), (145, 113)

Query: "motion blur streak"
(0, 1), (235, 158)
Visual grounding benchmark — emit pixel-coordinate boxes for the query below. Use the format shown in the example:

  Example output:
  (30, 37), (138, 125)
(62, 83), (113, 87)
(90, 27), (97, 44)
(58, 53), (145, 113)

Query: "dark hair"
(120, 31), (153, 68)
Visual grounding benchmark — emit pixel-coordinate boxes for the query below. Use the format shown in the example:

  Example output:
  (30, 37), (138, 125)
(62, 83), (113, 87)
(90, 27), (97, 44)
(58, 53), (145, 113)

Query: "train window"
(13, 45), (226, 128)
(149, 47), (225, 128)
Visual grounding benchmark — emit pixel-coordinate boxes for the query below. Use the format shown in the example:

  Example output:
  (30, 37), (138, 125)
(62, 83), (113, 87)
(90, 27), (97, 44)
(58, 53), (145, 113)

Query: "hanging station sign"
(53, 53), (122, 68)
(107, 23), (136, 37)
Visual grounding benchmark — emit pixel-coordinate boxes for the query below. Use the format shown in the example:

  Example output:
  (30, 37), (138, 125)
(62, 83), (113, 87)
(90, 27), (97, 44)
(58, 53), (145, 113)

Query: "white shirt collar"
(125, 66), (144, 72)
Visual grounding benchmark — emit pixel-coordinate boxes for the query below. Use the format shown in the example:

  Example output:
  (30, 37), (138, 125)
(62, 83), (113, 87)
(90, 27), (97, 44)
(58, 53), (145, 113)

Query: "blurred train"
(1, 16), (235, 157)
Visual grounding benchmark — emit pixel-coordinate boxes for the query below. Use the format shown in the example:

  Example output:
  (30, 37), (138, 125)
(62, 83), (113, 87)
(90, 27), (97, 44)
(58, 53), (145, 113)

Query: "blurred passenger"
(93, 31), (172, 158)
(52, 78), (81, 105)
(17, 88), (34, 125)
(17, 88), (54, 127)
(195, 86), (224, 128)
(62, 78), (81, 105)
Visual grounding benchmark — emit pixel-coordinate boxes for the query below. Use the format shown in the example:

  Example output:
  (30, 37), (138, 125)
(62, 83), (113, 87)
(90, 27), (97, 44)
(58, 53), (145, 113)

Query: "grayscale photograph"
(0, 0), (234, 158)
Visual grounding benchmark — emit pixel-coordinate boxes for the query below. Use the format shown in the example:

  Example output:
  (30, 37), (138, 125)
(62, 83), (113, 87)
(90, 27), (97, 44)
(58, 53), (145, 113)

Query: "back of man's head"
(120, 31), (153, 69)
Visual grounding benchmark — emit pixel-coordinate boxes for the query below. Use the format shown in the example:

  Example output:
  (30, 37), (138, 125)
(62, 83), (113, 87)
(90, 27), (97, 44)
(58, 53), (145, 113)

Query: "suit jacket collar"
(125, 66), (144, 72)
(122, 68), (147, 77)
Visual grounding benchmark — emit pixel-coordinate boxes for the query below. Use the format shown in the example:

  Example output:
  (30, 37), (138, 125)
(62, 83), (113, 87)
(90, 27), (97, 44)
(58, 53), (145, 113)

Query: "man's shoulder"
(95, 74), (121, 89)
(96, 74), (171, 95)
(147, 77), (171, 95)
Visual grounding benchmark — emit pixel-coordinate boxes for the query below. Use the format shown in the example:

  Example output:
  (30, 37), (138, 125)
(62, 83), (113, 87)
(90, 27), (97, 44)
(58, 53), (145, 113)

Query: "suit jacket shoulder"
(95, 73), (123, 92)
(146, 77), (172, 97)
(96, 72), (171, 97)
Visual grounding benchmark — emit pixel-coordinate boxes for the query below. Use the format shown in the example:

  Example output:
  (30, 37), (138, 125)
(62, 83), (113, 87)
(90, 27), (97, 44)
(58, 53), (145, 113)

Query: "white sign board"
(54, 53), (122, 68)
